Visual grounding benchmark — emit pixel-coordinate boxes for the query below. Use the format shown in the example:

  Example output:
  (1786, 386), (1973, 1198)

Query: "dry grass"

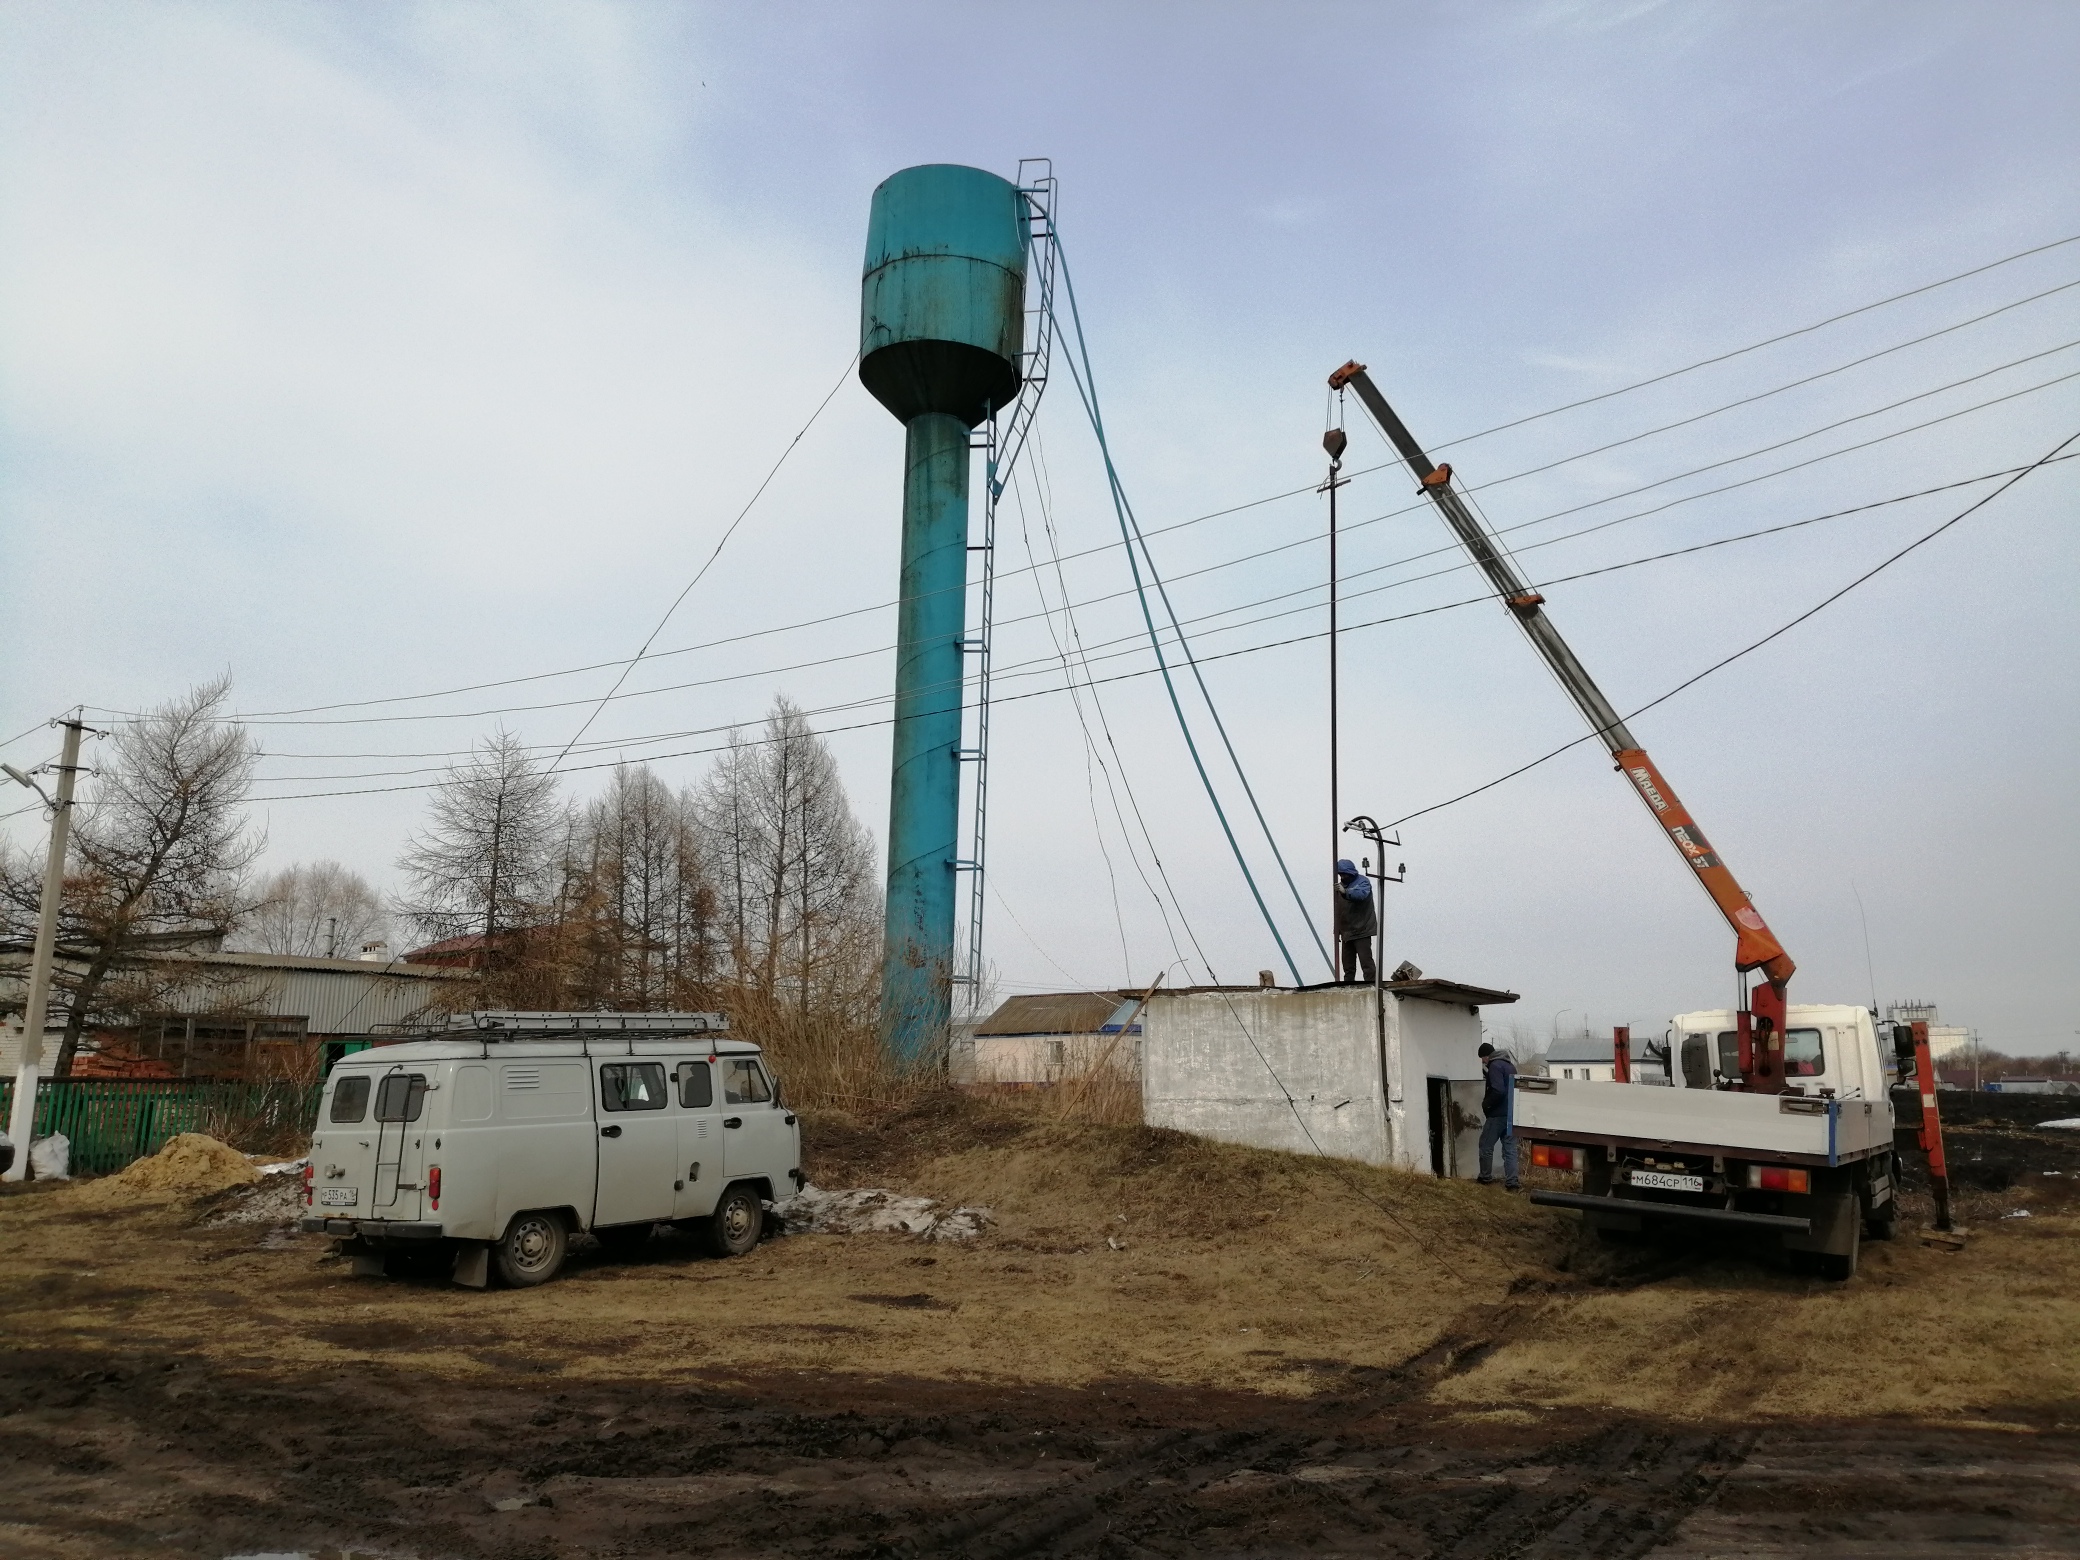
(8, 1103), (2076, 1423)
(1433, 1177), (2080, 1422)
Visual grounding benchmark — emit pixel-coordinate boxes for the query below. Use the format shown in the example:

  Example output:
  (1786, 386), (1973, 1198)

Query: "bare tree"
(238, 860), (389, 958)
(0, 678), (264, 1076)
(691, 695), (876, 1013)
(396, 730), (560, 954)
(560, 764), (717, 1009)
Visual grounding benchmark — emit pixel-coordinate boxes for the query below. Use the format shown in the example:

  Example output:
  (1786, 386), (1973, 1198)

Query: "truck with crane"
(1329, 361), (1939, 1280)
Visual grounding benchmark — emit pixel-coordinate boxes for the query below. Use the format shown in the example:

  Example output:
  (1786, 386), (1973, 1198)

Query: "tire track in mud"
(881, 1303), (1551, 1558)
(878, 1292), (1757, 1560)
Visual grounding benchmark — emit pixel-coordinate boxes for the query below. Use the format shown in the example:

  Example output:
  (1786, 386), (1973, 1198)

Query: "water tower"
(859, 164), (1028, 1063)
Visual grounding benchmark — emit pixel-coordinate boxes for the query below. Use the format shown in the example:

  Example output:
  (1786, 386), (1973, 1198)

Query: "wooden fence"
(0, 1077), (321, 1175)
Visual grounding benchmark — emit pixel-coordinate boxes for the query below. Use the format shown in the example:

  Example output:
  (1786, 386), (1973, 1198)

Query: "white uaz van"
(297, 1012), (802, 1287)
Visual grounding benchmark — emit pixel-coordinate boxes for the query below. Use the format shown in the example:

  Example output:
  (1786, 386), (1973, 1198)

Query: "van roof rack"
(438, 1010), (730, 1036)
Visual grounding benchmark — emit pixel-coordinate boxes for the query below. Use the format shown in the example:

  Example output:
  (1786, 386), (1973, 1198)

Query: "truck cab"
(1668, 1003), (1887, 1099)
(299, 1013), (802, 1287)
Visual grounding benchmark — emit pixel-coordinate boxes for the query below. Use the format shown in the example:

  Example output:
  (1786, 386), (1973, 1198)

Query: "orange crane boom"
(1331, 361), (1796, 1085)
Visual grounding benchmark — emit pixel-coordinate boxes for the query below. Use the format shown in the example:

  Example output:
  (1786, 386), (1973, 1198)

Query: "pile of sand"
(70, 1133), (260, 1209)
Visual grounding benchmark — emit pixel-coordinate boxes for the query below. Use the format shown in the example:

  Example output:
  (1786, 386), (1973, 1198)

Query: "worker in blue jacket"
(1334, 859), (1377, 984)
(1476, 1041), (1520, 1190)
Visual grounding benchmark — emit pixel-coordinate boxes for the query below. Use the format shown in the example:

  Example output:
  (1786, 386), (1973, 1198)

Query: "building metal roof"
(0, 948), (470, 1039)
(1546, 1033), (1617, 1064)
(974, 991), (1136, 1037)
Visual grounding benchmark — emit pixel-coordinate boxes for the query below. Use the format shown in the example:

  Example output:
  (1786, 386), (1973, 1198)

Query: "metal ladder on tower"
(953, 159), (1059, 1012)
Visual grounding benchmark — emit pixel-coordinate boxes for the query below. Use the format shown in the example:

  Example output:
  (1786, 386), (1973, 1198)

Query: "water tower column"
(858, 164), (1027, 1065)
(881, 410), (970, 1055)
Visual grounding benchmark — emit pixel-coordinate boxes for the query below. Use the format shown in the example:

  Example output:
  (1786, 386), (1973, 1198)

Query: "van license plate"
(318, 1188), (358, 1206)
(1630, 1171), (1702, 1193)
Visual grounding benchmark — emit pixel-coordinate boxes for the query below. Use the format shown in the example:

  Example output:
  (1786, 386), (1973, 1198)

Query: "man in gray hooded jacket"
(1476, 1041), (1520, 1191)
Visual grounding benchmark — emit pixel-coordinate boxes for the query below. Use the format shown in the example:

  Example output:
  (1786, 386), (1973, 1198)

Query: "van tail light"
(428, 1166), (441, 1210)
(1750, 1165), (1810, 1193)
(1529, 1144), (1575, 1170)
(302, 1163), (313, 1207)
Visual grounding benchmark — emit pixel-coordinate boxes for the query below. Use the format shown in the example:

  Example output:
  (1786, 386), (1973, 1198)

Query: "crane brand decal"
(1626, 766), (1670, 812)
(1735, 907), (1768, 931)
(1667, 825), (1722, 870)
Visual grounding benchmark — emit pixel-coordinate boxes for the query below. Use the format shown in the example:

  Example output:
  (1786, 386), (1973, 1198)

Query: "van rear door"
(313, 1067), (382, 1215)
(369, 1064), (429, 1222)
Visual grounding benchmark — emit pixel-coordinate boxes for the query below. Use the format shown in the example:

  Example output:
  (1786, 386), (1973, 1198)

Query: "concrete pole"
(4, 717), (85, 1180)
(879, 412), (970, 1064)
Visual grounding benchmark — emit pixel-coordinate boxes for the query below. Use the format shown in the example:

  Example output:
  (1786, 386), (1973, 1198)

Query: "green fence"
(0, 1078), (322, 1176)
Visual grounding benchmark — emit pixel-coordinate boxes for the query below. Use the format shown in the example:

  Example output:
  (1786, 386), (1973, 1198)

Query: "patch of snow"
(2039, 1118), (2080, 1131)
(257, 1157), (309, 1177)
(203, 1173), (306, 1227)
(773, 1184), (993, 1243)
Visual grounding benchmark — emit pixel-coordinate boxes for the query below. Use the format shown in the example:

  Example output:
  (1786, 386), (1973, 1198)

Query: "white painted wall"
(1141, 986), (1492, 1174)
(970, 1032), (1141, 1085)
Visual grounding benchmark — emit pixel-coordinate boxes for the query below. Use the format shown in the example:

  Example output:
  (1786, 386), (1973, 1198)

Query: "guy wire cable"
(1022, 438), (1216, 986)
(236, 453), (2080, 796)
(1054, 234), (1329, 981)
(544, 349), (859, 775)
(211, 235), (2080, 725)
(1013, 446), (1200, 985)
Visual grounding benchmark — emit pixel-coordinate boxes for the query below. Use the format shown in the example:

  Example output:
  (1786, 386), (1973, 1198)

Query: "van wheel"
(703, 1185), (763, 1258)
(495, 1211), (568, 1287)
(594, 1223), (653, 1256)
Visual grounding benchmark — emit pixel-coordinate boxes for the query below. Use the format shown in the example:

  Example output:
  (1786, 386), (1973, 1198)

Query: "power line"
(195, 338), (2080, 761)
(198, 240), (2080, 725)
(1381, 426), (2080, 830)
(236, 452), (2080, 792)
(1430, 231), (2080, 451)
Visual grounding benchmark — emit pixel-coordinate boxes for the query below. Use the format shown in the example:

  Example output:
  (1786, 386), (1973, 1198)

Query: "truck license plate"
(1630, 1171), (1703, 1193)
(318, 1187), (358, 1207)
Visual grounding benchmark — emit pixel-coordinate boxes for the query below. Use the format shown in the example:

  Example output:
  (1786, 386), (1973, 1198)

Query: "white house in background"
(1546, 1033), (1617, 1082)
(1140, 977), (1518, 1179)
(966, 990), (1146, 1085)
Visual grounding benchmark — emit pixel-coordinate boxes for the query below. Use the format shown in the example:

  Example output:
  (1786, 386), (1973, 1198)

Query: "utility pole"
(4, 716), (88, 1181)
(1322, 423), (1349, 953)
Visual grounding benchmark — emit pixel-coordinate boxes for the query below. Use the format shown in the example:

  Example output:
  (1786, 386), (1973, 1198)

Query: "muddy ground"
(3, 1096), (2078, 1558)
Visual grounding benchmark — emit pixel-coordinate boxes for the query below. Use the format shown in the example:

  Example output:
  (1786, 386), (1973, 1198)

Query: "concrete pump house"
(1141, 979), (1519, 1179)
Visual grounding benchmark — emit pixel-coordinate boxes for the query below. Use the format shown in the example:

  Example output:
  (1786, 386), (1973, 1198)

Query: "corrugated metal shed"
(0, 949), (471, 1038)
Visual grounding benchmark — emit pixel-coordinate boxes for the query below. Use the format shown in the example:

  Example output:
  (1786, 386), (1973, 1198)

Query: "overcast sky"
(4, 3), (2076, 1054)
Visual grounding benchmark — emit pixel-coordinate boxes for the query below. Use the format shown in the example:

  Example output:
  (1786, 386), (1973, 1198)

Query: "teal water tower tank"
(859, 165), (1027, 1064)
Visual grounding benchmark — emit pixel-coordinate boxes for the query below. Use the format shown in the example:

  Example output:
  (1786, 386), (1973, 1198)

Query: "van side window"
(722, 1058), (771, 1105)
(678, 1062), (713, 1109)
(374, 1073), (427, 1122)
(601, 1062), (668, 1111)
(330, 1075), (371, 1123)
